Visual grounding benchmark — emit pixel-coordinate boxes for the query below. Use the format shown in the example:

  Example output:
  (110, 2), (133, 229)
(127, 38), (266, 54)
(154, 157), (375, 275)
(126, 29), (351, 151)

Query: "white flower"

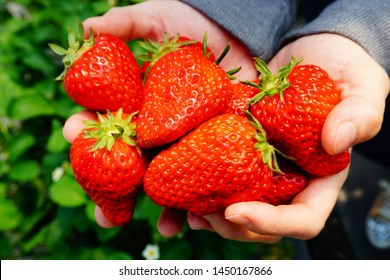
(51, 166), (64, 182)
(142, 244), (160, 260)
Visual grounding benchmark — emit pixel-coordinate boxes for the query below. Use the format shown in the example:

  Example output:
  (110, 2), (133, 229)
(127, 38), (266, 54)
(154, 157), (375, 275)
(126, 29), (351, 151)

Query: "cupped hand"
(64, 13), (389, 240)
(270, 33), (389, 155)
(167, 34), (388, 242)
(182, 167), (349, 242)
(62, 1), (257, 230)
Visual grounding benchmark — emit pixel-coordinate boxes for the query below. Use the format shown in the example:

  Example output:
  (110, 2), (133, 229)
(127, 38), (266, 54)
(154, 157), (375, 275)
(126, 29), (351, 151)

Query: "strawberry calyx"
(245, 56), (303, 105)
(49, 20), (95, 81)
(82, 108), (138, 152)
(138, 33), (197, 81)
(244, 111), (293, 173)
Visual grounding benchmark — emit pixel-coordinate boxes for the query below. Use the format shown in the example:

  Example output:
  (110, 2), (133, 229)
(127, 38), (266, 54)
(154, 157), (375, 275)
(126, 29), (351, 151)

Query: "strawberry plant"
(0, 0), (294, 260)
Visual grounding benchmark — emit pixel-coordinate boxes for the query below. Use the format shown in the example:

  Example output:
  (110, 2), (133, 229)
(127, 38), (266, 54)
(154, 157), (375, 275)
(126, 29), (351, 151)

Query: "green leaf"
(8, 160), (40, 182)
(0, 234), (12, 258)
(133, 194), (161, 230)
(21, 224), (50, 253)
(77, 247), (132, 260)
(160, 240), (191, 260)
(6, 133), (36, 162)
(54, 96), (84, 119)
(49, 174), (87, 207)
(42, 154), (68, 182)
(0, 161), (10, 177)
(10, 93), (55, 120)
(95, 226), (121, 242)
(0, 74), (24, 116)
(23, 52), (55, 75)
(0, 182), (7, 198)
(85, 199), (96, 222)
(47, 120), (69, 154)
(0, 198), (22, 230)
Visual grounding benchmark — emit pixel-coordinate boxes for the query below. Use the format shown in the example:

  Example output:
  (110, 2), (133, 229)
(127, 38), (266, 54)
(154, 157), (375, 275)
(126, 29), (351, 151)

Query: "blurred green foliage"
(0, 0), (294, 260)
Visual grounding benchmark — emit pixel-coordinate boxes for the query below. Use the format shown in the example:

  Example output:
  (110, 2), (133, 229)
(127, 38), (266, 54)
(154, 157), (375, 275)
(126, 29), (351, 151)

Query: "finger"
(83, 2), (167, 41)
(157, 208), (186, 237)
(95, 206), (116, 228)
(202, 213), (282, 243)
(225, 167), (349, 240)
(82, 3), (257, 81)
(322, 95), (385, 155)
(322, 77), (389, 155)
(187, 212), (212, 230)
(62, 110), (96, 143)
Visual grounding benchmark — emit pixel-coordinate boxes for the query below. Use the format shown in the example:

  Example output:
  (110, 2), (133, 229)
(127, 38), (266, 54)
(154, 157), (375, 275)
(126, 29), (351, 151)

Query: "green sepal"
(244, 111), (293, 174)
(226, 67), (242, 80)
(246, 56), (303, 105)
(83, 108), (138, 152)
(49, 20), (95, 80)
(138, 33), (197, 82)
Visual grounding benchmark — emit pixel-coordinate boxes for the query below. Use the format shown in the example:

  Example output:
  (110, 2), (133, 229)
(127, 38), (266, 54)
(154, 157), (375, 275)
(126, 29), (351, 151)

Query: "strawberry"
(225, 79), (260, 116)
(49, 22), (144, 113)
(143, 113), (279, 215)
(260, 160), (308, 205)
(137, 43), (233, 149)
(139, 34), (216, 79)
(70, 109), (148, 226)
(247, 57), (350, 176)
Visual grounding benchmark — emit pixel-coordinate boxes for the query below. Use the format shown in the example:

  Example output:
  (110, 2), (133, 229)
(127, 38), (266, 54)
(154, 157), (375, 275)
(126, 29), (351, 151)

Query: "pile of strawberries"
(50, 24), (350, 226)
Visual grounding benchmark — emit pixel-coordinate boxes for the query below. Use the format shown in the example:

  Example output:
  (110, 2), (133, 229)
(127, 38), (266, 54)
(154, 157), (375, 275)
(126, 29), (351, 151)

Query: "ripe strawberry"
(70, 109), (148, 226)
(143, 113), (279, 215)
(248, 57), (350, 176)
(137, 45), (233, 148)
(139, 34), (216, 79)
(226, 79), (260, 116)
(49, 22), (143, 113)
(260, 160), (308, 205)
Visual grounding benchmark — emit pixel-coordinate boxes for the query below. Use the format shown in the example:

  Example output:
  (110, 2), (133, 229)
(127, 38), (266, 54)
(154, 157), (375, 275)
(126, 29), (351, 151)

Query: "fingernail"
(225, 214), (250, 226)
(334, 121), (356, 154)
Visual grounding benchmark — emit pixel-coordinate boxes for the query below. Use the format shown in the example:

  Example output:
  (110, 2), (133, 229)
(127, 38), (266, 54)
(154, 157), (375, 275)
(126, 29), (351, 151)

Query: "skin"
(63, 0), (390, 243)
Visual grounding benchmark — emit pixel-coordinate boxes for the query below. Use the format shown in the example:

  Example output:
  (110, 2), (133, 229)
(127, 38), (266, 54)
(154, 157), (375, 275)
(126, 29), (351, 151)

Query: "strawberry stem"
(83, 108), (138, 152)
(246, 56), (303, 105)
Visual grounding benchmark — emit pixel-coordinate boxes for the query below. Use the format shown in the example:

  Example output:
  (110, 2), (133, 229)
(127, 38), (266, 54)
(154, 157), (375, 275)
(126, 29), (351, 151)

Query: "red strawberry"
(137, 45), (233, 148)
(70, 109), (148, 226)
(143, 113), (277, 215)
(248, 57), (350, 176)
(49, 22), (143, 113)
(260, 160), (308, 205)
(139, 34), (216, 79)
(226, 79), (260, 116)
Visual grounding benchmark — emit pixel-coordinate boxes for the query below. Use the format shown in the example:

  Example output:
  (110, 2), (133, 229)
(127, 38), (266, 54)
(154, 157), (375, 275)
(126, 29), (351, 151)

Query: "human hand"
(62, 0), (258, 229)
(270, 33), (389, 156)
(82, 0), (256, 80)
(168, 33), (389, 242)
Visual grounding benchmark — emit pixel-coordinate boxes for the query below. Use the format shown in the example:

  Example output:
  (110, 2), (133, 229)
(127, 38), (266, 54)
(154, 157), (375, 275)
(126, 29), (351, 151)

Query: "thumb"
(322, 94), (386, 155)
